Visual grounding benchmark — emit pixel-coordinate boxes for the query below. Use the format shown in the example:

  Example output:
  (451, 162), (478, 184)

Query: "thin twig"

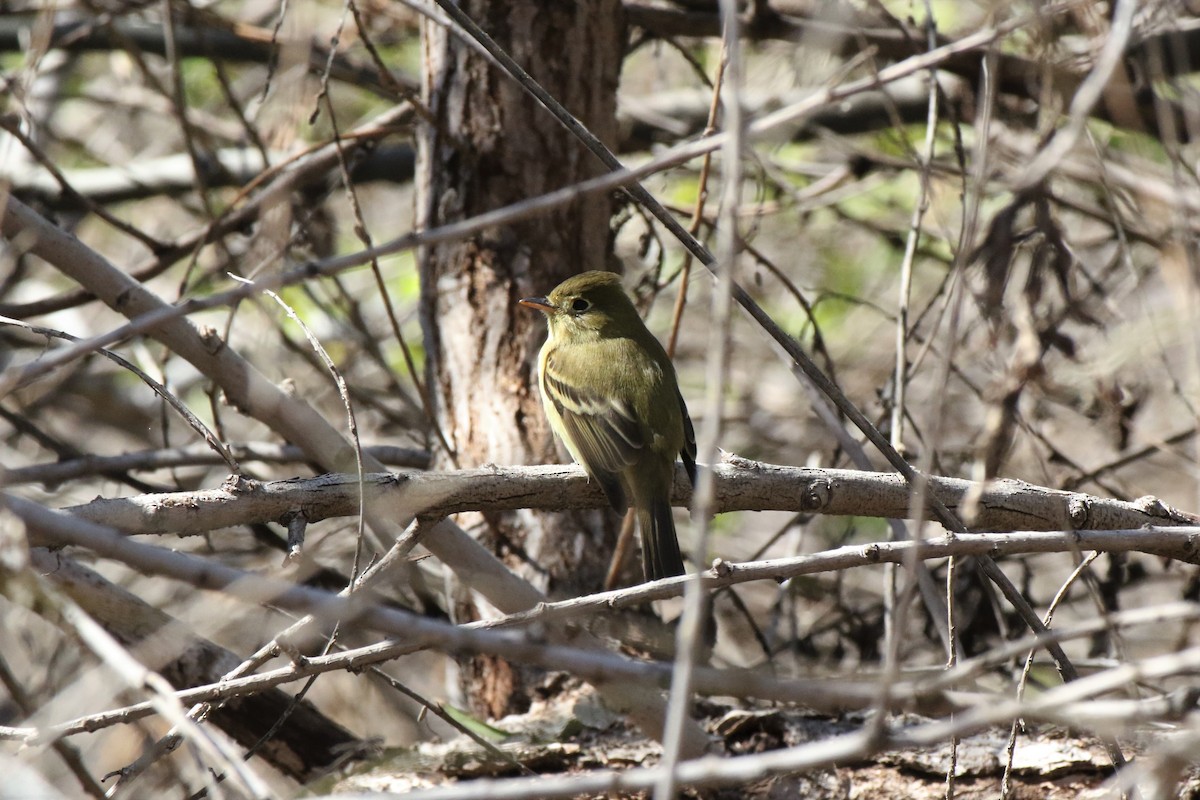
(658, 3), (743, 794)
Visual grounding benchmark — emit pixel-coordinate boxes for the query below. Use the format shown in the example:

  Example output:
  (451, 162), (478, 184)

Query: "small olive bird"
(519, 271), (697, 581)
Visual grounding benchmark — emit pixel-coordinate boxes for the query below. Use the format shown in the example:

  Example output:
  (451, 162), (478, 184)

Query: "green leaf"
(440, 704), (514, 743)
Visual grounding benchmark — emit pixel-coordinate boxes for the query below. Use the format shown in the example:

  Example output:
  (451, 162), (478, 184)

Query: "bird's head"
(519, 271), (640, 340)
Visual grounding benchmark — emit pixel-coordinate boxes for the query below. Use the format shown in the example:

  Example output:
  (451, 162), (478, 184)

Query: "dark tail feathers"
(639, 498), (685, 582)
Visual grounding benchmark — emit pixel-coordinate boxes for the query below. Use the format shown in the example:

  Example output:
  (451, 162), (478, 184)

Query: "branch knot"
(1067, 495), (1091, 529)
(800, 478), (831, 512)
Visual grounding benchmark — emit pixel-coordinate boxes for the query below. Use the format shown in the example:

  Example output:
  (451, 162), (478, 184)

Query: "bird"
(519, 270), (697, 581)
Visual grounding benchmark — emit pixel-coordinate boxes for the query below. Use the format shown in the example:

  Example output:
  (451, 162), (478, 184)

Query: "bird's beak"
(519, 296), (556, 314)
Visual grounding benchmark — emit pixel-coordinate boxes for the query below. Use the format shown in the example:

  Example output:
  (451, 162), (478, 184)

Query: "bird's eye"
(570, 298), (591, 313)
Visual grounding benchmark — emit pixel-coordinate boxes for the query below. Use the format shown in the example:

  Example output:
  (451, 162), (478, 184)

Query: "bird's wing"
(678, 387), (698, 485)
(542, 348), (646, 511)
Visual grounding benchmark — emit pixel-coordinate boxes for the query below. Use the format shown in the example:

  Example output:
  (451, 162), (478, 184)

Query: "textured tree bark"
(417, 2), (626, 717)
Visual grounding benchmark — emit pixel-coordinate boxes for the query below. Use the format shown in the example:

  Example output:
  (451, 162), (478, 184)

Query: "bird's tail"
(638, 498), (685, 582)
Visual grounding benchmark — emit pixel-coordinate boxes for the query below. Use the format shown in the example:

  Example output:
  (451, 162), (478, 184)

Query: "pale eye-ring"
(571, 298), (591, 313)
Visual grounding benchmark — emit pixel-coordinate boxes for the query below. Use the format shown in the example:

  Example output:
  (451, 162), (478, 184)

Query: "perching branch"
(57, 457), (1199, 539)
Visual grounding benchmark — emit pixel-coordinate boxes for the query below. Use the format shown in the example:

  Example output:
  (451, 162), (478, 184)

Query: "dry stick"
(0, 316), (238, 472)
(107, 519), (428, 787)
(310, 0), (352, 127)
(945, 552), (959, 800)
(321, 87), (457, 466)
(241, 251), (369, 553)
(42, 509), (1200, 618)
(1096, 726), (1200, 799)
(0, 650), (106, 798)
(878, 1), (959, 790)
(318, 643), (1200, 800)
(917, 52), (1000, 748)
(14, 565), (270, 799)
(1064, 428), (1197, 492)
(0, 117), (165, 251)
(658, 5), (742, 797)
(353, 659), (537, 778)
(1143, 16), (1200, 453)
(161, 0), (218, 226)
(903, 0), (980, 682)
(881, 0), (944, 721)
(663, 44), (725, 359)
(1000, 551), (1099, 800)
(0, 103), (413, 321)
(426, 0), (1087, 683)
(14, 504), (1200, 743)
(22, 589), (1200, 748)
(1011, 0), (1137, 194)
(632, 34), (725, 596)
(603, 511), (638, 591)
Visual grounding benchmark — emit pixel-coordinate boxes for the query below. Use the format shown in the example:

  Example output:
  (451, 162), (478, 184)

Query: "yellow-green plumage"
(520, 271), (697, 581)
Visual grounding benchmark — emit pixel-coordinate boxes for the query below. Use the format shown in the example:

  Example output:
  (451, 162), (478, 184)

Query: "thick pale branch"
(60, 457), (1199, 538)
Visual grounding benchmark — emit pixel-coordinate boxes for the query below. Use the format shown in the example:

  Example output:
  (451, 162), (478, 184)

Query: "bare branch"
(51, 458), (1196, 540)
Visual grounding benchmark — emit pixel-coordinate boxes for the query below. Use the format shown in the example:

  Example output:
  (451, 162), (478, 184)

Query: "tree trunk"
(417, 1), (625, 718)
